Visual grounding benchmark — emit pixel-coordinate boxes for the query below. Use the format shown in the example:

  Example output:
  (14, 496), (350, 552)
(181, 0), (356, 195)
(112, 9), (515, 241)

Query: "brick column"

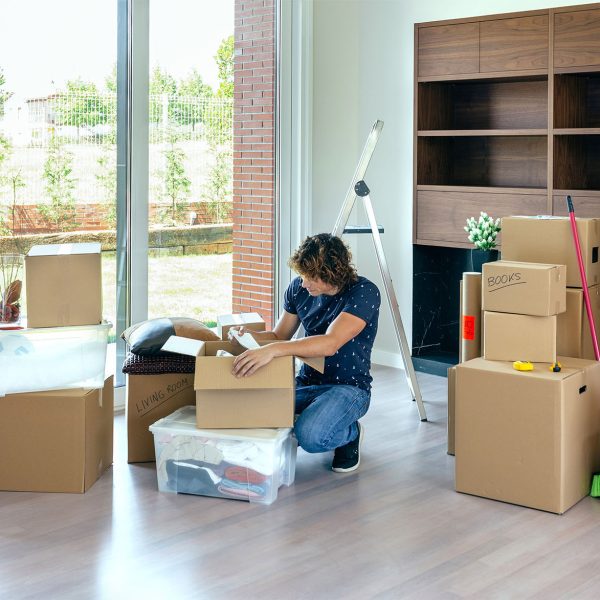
(232, 0), (276, 329)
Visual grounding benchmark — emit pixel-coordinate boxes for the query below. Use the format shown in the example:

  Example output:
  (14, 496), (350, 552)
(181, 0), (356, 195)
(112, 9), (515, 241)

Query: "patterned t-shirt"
(283, 275), (381, 392)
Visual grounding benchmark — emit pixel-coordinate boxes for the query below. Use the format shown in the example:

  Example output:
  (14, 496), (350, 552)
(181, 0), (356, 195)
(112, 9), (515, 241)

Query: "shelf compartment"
(418, 77), (548, 130)
(553, 191), (600, 217)
(416, 188), (547, 245)
(554, 135), (600, 190)
(417, 136), (547, 188)
(418, 129), (547, 136)
(554, 72), (600, 128)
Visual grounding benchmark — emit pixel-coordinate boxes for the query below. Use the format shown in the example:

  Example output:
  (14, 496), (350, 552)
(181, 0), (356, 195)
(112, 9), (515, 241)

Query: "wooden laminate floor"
(2, 366), (600, 599)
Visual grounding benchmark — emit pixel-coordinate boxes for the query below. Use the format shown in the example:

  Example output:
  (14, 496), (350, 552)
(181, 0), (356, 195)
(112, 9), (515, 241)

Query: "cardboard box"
(126, 372), (195, 463)
(216, 312), (266, 340)
(455, 357), (600, 514)
(557, 286), (600, 360)
(460, 273), (482, 362)
(162, 337), (324, 429)
(447, 366), (456, 456)
(0, 376), (113, 493)
(483, 311), (557, 363)
(482, 261), (566, 316)
(501, 216), (600, 288)
(25, 242), (103, 327)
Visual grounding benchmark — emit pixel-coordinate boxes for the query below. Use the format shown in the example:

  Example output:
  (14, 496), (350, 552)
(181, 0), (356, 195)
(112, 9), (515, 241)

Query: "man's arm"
(229, 310), (300, 342)
(232, 311), (367, 377)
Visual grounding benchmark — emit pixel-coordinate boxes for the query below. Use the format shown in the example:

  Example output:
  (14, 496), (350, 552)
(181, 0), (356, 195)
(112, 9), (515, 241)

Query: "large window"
(0, 2), (117, 337)
(0, 0), (279, 392)
(146, 0), (234, 327)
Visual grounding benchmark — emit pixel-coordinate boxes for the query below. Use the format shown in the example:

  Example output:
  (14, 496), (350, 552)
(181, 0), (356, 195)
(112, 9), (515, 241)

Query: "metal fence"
(0, 92), (233, 216)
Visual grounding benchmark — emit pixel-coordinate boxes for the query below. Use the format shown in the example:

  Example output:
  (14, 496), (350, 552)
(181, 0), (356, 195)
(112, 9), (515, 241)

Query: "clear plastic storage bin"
(0, 322), (110, 396)
(149, 405), (297, 505)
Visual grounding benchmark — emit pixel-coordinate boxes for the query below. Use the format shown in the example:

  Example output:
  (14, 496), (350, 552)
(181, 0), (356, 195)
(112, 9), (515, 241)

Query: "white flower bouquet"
(464, 212), (501, 250)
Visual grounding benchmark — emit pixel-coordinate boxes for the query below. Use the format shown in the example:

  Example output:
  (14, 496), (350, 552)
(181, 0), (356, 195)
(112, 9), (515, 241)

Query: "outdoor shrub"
(38, 135), (79, 231)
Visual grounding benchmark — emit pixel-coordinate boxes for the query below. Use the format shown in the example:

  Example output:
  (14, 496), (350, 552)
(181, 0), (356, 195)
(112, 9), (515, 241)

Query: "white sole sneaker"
(332, 422), (364, 473)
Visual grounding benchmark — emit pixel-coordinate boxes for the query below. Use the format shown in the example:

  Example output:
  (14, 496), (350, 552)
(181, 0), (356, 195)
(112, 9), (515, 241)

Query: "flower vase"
(469, 248), (499, 273)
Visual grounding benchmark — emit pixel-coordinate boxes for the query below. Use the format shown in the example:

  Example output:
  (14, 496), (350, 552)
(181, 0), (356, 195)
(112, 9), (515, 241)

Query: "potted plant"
(464, 212), (501, 272)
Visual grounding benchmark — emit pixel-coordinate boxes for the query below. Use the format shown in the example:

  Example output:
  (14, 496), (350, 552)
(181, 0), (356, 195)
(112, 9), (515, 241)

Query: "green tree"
(149, 66), (177, 125)
(0, 134), (10, 170)
(105, 63), (117, 93)
(53, 78), (112, 140)
(38, 135), (79, 231)
(0, 67), (12, 117)
(0, 135), (12, 235)
(202, 149), (232, 223)
(156, 133), (191, 225)
(178, 69), (213, 98)
(205, 36), (234, 147)
(96, 143), (117, 229)
(172, 70), (214, 131)
(215, 36), (234, 98)
(0, 168), (25, 236)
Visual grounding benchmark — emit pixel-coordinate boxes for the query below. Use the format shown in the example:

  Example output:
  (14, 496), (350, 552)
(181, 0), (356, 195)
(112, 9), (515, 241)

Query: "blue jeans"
(294, 384), (371, 453)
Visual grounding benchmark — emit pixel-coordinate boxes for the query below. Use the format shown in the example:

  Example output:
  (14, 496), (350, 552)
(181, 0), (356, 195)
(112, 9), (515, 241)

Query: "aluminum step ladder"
(332, 120), (427, 421)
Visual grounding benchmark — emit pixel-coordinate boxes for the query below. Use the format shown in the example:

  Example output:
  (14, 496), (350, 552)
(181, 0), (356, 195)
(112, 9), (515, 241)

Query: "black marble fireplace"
(412, 245), (476, 377)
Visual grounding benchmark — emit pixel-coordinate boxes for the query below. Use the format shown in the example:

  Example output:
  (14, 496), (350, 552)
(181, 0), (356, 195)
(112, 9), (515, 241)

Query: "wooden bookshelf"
(414, 2), (600, 248)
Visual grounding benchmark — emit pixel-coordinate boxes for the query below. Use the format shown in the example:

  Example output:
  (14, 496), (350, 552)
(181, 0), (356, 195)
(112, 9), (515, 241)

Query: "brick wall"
(233, 0), (276, 329)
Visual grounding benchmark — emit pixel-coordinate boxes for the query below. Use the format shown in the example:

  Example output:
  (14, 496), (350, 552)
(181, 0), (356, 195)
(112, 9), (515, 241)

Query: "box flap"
(488, 260), (564, 271)
(297, 356), (325, 373)
(217, 312), (264, 326)
(162, 335), (205, 357)
(226, 332), (325, 373)
(27, 242), (101, 257)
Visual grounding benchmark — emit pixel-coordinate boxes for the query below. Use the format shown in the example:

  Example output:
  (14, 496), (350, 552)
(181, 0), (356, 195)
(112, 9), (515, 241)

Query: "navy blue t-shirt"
(283, 275), (380, 391)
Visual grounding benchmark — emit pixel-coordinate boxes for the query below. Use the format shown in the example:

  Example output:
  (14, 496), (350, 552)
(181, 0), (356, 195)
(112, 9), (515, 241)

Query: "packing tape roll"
(461, 272), (482, 362)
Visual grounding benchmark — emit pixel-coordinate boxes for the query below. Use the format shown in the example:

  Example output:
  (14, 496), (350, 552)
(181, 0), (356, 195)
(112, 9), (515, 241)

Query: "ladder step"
(343, 225), (384, 234)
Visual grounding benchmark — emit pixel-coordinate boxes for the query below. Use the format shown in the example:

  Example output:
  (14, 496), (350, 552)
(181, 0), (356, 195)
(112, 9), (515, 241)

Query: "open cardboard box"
(162, 336), (324, 429)
(25, 242), (103, 328)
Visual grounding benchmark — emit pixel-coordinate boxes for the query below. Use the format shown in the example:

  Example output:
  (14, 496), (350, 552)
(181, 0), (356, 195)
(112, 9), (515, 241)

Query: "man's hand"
(227, 326), (247, 347)
(232, 345), (277, 377)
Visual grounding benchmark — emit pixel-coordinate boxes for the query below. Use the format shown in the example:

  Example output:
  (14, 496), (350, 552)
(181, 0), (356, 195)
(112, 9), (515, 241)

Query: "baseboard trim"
(371, 349), (406, 370)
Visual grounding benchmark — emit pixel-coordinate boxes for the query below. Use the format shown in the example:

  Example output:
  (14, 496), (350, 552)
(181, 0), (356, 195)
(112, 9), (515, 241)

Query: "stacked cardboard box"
(482, 260), (565, 363)
(125, 312), (266, 463)
(143, 320), (324, 503)
(454, 217), (600, 513)
(161, 334), (324, 429)
(502, 216), (600, 359)
(0, 242), (112, 493)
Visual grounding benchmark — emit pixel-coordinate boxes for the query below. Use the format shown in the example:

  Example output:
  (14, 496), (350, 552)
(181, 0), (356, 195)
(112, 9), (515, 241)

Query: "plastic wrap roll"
(460, 272), (482, 362)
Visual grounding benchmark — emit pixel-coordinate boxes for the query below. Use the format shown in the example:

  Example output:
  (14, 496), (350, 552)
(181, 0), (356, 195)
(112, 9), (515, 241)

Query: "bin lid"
(149, 405), (291, 441)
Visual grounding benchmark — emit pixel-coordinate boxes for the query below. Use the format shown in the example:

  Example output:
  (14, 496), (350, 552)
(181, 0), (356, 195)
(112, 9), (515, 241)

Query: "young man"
(231, 233), (380, 472)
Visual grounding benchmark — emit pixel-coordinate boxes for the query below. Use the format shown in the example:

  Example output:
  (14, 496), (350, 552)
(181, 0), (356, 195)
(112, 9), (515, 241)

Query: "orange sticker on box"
(463, 315), (475, 340)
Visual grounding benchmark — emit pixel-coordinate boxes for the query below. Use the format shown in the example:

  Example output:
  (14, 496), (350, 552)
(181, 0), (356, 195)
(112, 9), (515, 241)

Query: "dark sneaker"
(332, 422), (364, 473)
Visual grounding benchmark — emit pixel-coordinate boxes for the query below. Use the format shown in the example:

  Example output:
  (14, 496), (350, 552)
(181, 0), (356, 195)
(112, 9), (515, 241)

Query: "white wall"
(311, 0), (587, 368)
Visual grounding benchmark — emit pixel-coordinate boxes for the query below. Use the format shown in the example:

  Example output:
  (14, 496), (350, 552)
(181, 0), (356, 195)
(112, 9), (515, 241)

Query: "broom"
(568, 196), (600, 496)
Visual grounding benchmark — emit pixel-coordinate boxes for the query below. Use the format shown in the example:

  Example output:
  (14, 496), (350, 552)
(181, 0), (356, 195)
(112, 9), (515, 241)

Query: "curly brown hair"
(288, 233), (358, 291)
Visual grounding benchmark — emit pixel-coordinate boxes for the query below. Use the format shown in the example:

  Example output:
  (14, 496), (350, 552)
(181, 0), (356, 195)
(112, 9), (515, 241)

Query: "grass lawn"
(102, 253), (232, 335)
